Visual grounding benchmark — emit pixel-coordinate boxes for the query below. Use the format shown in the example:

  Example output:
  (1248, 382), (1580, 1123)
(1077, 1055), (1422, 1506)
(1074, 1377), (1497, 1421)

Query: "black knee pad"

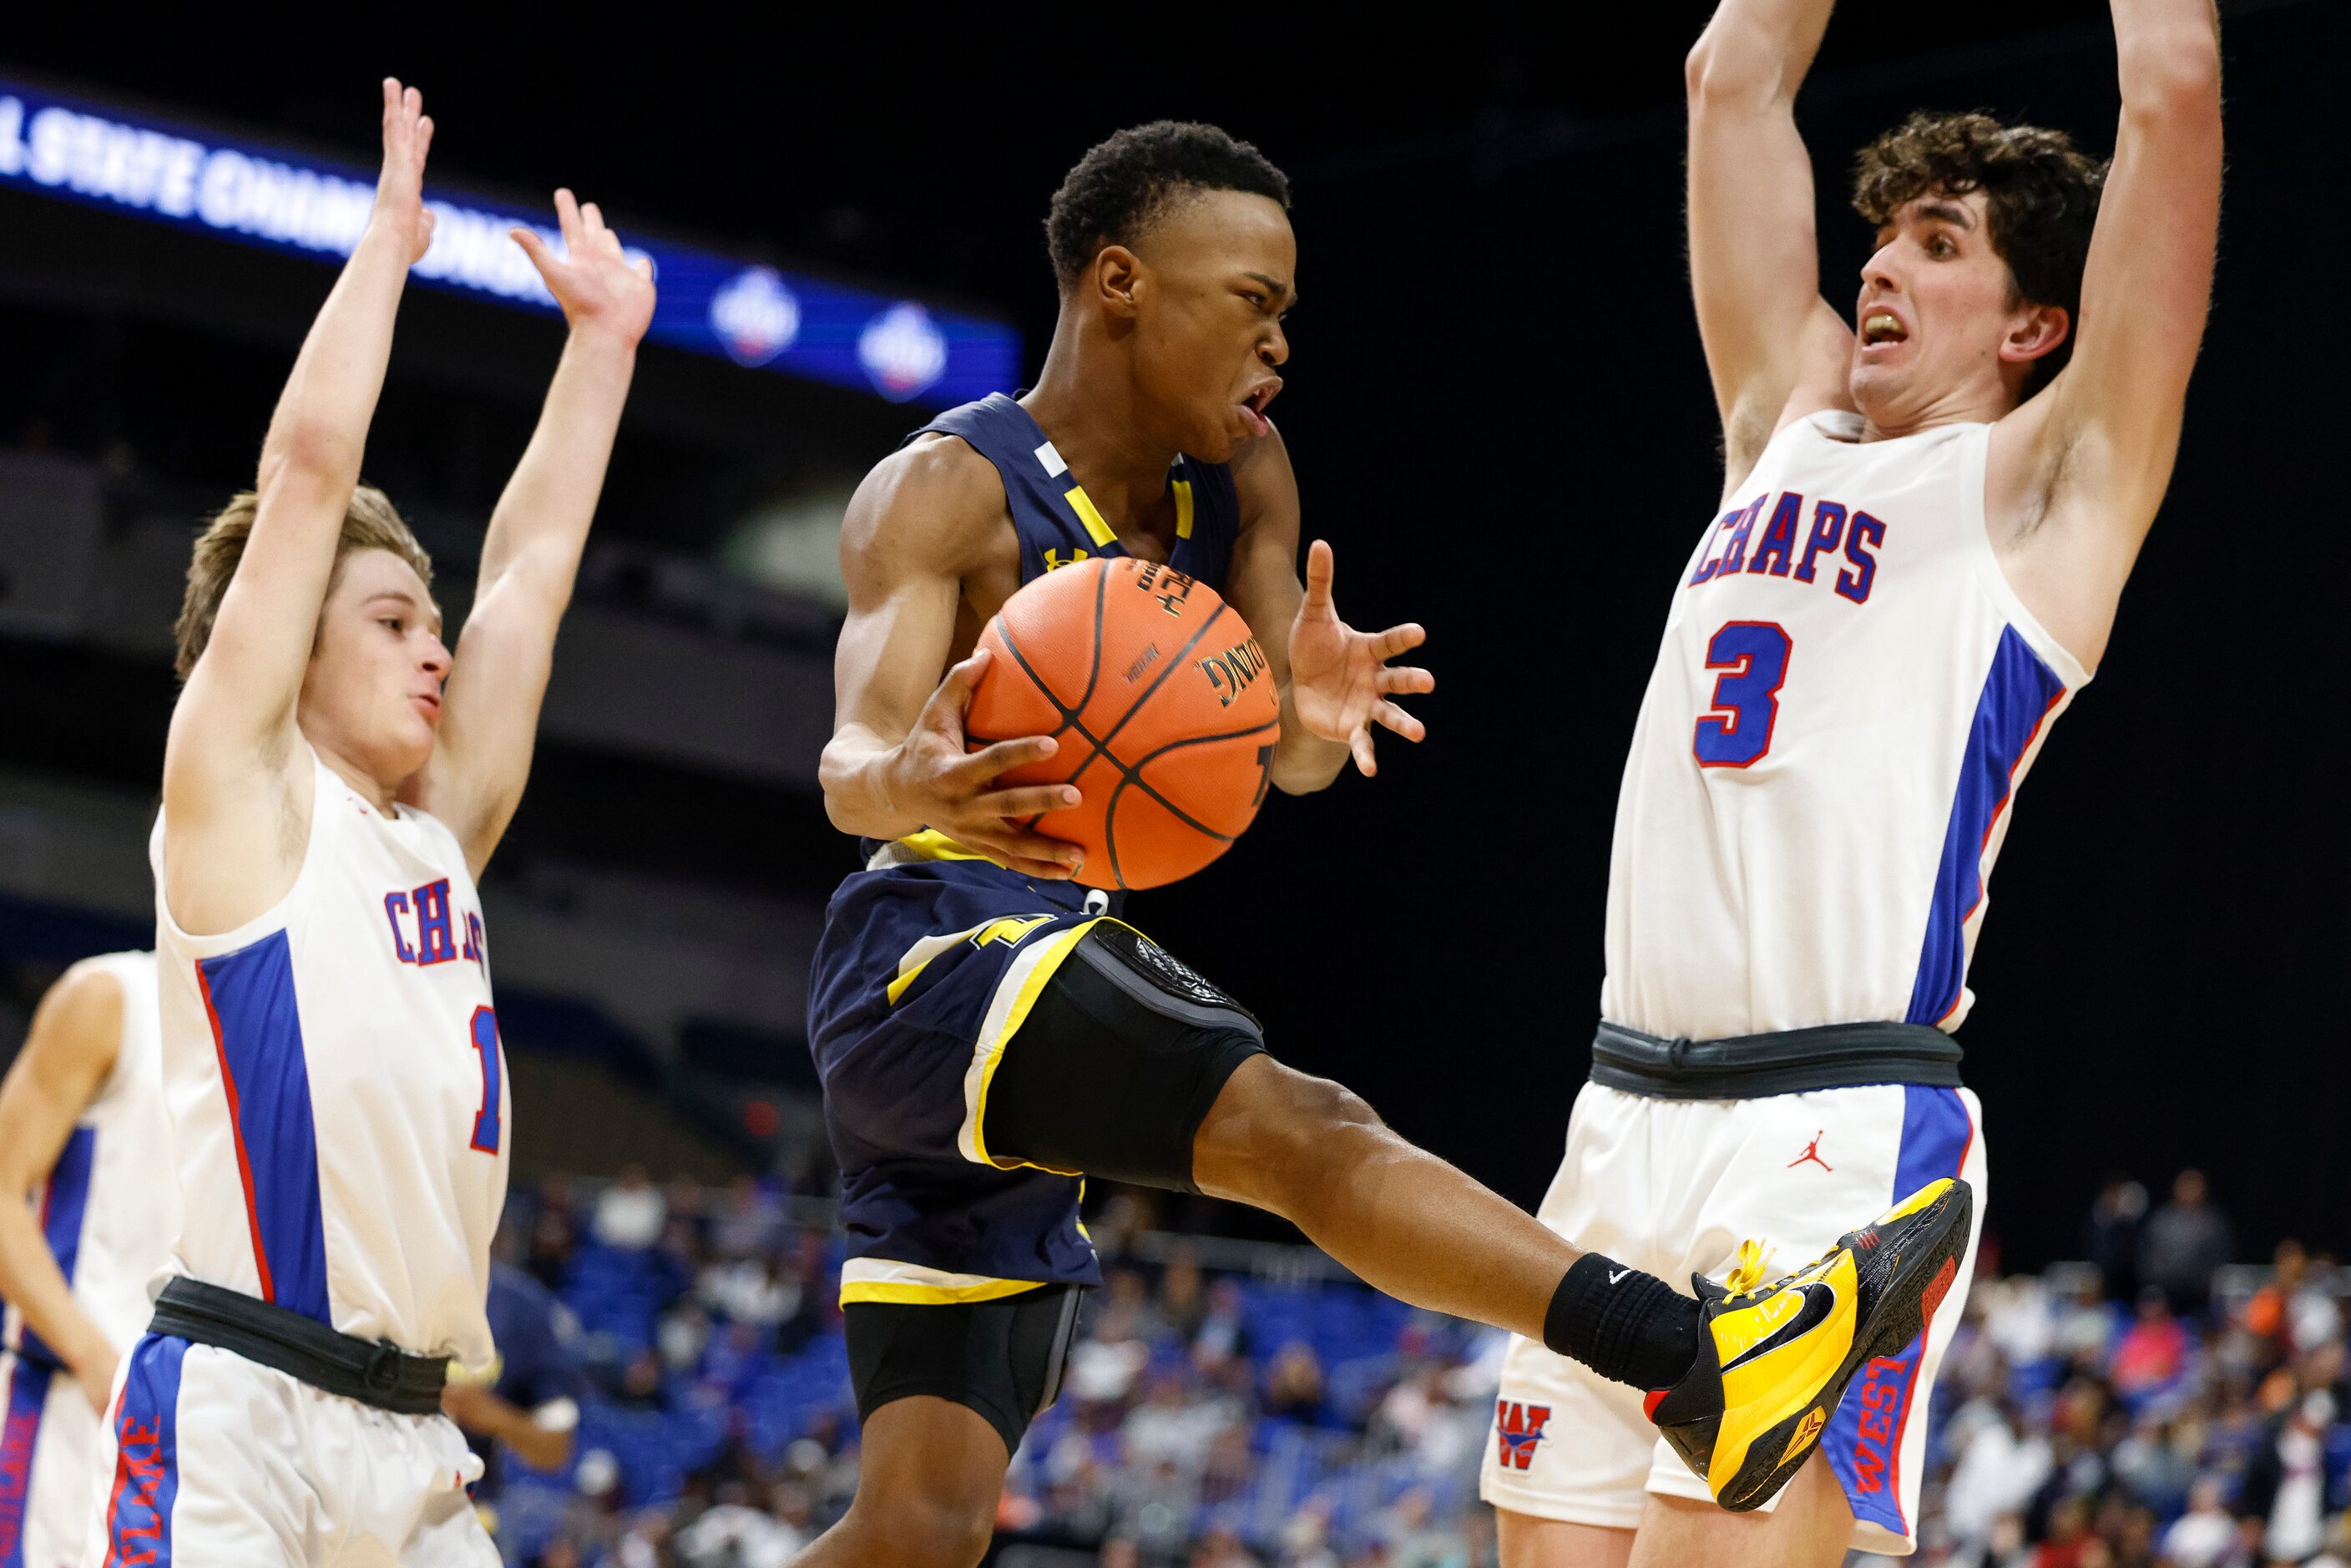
(982, 923), (1267, 1193)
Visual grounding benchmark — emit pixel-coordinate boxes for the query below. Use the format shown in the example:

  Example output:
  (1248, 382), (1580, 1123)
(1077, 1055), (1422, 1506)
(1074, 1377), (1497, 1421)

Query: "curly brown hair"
(174, 483), (434, 680)
(1853, 110), (2107, 398)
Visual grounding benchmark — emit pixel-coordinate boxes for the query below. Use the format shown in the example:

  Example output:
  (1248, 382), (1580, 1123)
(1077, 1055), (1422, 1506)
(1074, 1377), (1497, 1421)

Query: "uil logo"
(857, 302), (948, 402)
(1044, 549), (1090, 572)
(709, 267), (800, 367)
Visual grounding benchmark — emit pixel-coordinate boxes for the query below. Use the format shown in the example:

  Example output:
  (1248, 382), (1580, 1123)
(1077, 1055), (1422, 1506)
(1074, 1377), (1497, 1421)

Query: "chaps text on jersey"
(383, 878), (488, 975)
(1687, 490), (1885, 604)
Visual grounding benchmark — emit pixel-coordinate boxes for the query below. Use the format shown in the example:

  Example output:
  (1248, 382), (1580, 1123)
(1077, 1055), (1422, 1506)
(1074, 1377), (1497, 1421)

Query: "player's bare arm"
(1987, 0), (2222, 669)
(1222, 422), (1432, 787)
(412, 190), (655, 875)
(1686, 0), (1853, 494)
(819, 436), (1089, 881)
(0, 961), (122, 1413)
(160, 78), (433, 935)
(442, 1380), (574, 1472)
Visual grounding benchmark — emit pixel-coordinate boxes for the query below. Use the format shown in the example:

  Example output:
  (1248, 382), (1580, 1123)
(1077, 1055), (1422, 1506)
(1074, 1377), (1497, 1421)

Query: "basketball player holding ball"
(804, 124), (1972, 1567)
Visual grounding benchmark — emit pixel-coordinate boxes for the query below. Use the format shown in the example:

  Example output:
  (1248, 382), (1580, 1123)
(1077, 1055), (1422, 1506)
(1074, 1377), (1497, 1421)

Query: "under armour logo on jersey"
(1788, 1130), (1833, 1172)
(1043, 548), (1089, 571)
(1494, 1400), (1553, 1470)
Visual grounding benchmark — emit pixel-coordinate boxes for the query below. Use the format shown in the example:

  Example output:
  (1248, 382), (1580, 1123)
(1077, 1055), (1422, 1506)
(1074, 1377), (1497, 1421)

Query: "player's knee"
(1236, 1067), (1387, 1192)
(908, 1500), (995, 1568)
(838, 1489), (996, 1568)
(1292, 1071), (1384, 1142)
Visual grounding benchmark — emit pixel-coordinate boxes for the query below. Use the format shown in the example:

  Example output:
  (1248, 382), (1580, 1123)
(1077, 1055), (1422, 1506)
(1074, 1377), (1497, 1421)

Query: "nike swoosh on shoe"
(1719, 1282), (1838, 1373)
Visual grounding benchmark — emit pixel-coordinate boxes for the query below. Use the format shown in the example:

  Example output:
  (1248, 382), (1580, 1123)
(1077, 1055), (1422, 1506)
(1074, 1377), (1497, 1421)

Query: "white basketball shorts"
(1479, 1080), (1985, 1557)
(76, 1333), (493, 1567)
(1, 1347), (106, 1568)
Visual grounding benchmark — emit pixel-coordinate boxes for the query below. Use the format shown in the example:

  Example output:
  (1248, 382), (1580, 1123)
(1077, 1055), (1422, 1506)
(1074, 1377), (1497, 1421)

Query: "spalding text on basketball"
(1196, 638), (1270, 708)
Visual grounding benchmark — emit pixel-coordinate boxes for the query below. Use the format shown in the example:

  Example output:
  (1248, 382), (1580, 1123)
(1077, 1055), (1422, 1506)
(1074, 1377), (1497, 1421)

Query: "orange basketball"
(966, 556), (1281, 890)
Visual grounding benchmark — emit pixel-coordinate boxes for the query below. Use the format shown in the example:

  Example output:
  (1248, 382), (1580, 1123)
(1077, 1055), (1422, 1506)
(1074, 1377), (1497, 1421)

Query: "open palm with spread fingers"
(513, 190), (656, 346)
(1287, 539), (1433, 776)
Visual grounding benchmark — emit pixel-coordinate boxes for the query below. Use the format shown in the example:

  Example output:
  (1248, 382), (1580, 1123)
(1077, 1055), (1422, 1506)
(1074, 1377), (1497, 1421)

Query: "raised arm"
(413, 192), (655, 873)
(1686, 0), (1847, 490)
(1995, 0), (2221, 666)
(1223, 424), (1431, 789)
(0, 962), (123, 1414)
(162, 80), (433, 932)
(818, 438), (1087, 881)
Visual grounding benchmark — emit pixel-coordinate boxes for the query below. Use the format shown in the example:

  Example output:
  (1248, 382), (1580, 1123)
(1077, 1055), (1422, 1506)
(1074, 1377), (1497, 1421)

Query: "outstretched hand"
(372, 78), (436, 266)
(882, 650), (1088, 882)
(513, 190), (657, 347)
(1287, 539), (1433, 777)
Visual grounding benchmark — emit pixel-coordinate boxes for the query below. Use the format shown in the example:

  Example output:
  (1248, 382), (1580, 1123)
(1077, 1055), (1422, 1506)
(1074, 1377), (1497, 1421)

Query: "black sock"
(1543, 1253), (1703, 1392)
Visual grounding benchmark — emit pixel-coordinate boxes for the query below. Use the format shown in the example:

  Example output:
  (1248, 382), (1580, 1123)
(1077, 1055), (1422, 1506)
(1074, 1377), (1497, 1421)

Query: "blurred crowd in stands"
(479, 1166), (2351, 1568)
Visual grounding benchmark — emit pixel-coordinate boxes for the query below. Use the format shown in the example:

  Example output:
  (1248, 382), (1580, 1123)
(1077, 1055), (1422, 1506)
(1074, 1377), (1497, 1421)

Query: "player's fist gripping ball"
(968, 557), (1281, 890)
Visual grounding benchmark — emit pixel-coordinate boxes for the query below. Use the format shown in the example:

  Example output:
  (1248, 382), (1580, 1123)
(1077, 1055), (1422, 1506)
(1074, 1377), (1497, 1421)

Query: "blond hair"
(174, 483), (435, 680)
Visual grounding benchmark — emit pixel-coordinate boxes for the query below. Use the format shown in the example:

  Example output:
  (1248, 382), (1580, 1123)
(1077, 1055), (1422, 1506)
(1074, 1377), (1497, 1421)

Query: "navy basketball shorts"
(810, 872), (1264, 1446)
(1479, 1081), (1985, 1555)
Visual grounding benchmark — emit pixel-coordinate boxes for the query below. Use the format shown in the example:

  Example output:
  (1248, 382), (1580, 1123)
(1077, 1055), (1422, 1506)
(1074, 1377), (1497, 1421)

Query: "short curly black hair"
(1046, 121), (1290, 287)
(1853, 110), (2107, 398)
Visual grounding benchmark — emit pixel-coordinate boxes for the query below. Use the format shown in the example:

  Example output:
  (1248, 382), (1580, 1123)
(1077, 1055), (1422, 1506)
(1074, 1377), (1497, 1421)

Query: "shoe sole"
(1716, 1178), (1974, 1511)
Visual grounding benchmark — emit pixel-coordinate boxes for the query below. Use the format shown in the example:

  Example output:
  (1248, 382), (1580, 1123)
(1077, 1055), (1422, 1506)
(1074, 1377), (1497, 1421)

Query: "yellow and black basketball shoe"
(1643, 1176), (1973, 1512)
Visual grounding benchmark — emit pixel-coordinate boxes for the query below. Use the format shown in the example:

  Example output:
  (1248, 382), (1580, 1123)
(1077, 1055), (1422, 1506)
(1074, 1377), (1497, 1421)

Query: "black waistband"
(1590, 1019), (1964, 1100)
(149, 1277), (447, 1416)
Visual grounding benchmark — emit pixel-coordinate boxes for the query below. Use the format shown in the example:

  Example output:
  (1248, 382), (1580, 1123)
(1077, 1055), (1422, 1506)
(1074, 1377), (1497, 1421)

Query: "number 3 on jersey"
(468, 1005), (503, 1154)
(1693, 621), (1791, 768)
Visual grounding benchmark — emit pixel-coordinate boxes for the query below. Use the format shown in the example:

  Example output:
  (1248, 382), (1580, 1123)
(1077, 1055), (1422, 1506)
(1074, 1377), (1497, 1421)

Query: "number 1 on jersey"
(1693, 621), (1792, 768)
(468, 1005), (503, 1155)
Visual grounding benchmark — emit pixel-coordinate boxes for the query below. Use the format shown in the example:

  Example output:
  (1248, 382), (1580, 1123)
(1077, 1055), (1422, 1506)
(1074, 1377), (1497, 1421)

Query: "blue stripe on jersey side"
(1905, 627), (2066, 1025)
(1824, 1086), (1974, 1539)
(0, 1353), (56, 1568)
(197, 934), (331, 1324)
(14, 1127), (97, 1366)
(1891, 1086), (1974, 1196)
(103, 1334), (185, 1568)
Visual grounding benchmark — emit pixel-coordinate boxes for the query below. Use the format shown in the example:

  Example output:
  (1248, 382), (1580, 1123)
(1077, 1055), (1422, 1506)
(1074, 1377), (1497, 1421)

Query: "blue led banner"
(0, 79), (1019, 408)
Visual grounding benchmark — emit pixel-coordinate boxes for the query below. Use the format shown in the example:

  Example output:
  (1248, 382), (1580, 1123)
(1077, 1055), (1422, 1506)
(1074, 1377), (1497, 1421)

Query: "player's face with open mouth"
(1130, 190), (1295, 463)
(301, 546), (450, 786)
(1849, 190), (2056, 423)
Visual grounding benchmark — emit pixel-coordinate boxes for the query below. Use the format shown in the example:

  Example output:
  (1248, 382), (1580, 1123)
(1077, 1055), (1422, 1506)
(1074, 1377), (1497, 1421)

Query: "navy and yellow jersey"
(908, 391), (1241, 589)
(809, 395), (1244, 1307)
